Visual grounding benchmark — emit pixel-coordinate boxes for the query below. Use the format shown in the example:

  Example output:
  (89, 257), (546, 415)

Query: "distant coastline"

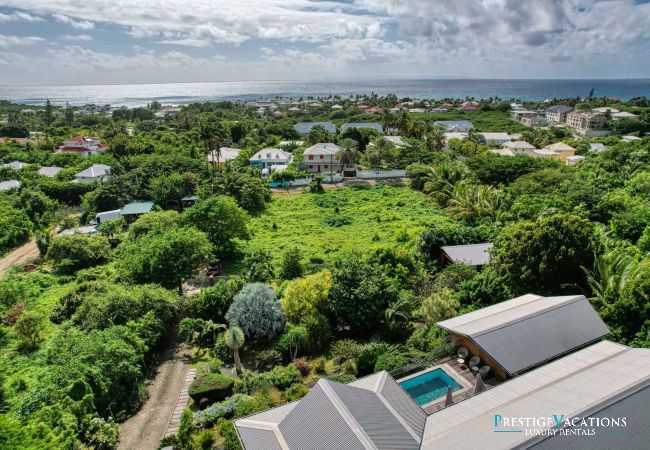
(1, 78), (649, 107)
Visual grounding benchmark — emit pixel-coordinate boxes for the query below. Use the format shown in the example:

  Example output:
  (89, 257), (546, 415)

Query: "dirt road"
(0, 239), (39, 278)
(118, 340), (192, 450)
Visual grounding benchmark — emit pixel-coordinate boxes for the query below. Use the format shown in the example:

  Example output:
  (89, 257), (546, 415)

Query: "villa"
(545, 105), (573, 123)
(57, 136), (108, 156)
(38, 166), (63, 177)
(458, 102), (478, 112)
(235, 294), (649, 450)
(303, 143), (342, 174)
(566, 111), (609, 137)
(340, 123), (383, 133)
(74, 164), (111, 183)
(294, 122), (336, 135)
(249, 148), (293, 170)
(440, 243), (492, 266)
(501, 140), (536, 156)
(207, 147), (241, 165)
(510, 110), (546, 127)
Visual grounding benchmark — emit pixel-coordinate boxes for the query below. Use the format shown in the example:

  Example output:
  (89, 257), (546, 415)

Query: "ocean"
(1, 79), (649, 107)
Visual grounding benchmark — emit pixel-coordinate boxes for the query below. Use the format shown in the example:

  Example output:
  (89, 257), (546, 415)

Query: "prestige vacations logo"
(493, 413), (628, 436)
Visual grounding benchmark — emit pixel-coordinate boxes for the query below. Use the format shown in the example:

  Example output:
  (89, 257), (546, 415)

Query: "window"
(324, 165), (328, 169)
(308, 165), (313, 169)
(319, 155), (324, 159)
(308, 155), (314, 160)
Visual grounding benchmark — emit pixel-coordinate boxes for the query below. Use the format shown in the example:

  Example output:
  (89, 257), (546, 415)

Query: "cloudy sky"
(0, 0), (649, 85)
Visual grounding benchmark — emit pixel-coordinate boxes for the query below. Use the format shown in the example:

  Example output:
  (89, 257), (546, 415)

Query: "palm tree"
(200, 320), (226, 345)
(444, 181), (508, 224)
(422, 161), (468, 207)
(465, 129), (486, 152)
(224, 325), (245, 376)
(367, 136), (395, 170)
(336, 138), (360, 166)
(385, 296), (414, 332)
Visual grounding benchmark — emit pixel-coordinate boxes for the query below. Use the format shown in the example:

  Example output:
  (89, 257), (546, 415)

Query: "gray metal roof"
(294, 122), (336, 134)
(421, 341), (650, 449)
(434, 120), (473, 131)
(340, 123), (383, 133)
(437, 294), (610, 375)
(236, 371), (424, 450)
(0, 179), (21, 191)
(546, 105), (573, 113)
(530, 384), (650, 450)
(441, 243), (492, 266)
(38, 166), (63, 177)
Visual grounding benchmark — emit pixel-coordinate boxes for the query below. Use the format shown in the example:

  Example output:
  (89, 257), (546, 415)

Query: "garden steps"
(164, 368), (197, 438)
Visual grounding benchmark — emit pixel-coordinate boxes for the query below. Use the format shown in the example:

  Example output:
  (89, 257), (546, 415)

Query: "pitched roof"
(250, 148), (292, 161)
(2, 160), (28, 170)
(545, 142), (576, 152)
(0, 179), (21, 191)
(38, 166), (63, 177)
(421, 341), (650, 449)
(236, 371), (426, 450)
(434, 120), (473, 132)
(503, 140), (536, 150)
(340, 122), (383, 133)
(479, 132), (511, 141)
(75, 164), (111, 178)
(436, 294), (610, 375)
(207, 147), (241, 163)
(120, 201), (155, 216)
(304, 143), (340, 156)
(546, 105), (573, 113)
(441, 243), (493, 266)
(294, 122), (336, 134)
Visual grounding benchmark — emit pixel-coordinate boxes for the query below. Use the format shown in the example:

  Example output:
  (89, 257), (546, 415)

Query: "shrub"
(280, 247), (304, 280)
(235, 365), (302, 394)
(213, 333), (234, 363)
(233, 393), (272, 418)
(283, 384), (309, 402)
(330, 339), (363, 361)
(188, 373), (235, 403)
(226, 283), (286, 340)
(356, 342), (397, 376)
(311, 357), (327, 374)
(292, 357), (310, 376)
(47, 234), (112, 275)
(193, 394), (248, 427)
(325, 373), (357, 383)
(374, 352), (406, 372)
(2, 301), (26, 326)
(254, 349), (282, 370)
(216, 420), (241, 450)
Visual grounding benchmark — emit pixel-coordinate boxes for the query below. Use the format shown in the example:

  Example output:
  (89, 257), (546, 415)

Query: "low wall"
(357, 170), (407, 179)
(269, 177), (312, 187)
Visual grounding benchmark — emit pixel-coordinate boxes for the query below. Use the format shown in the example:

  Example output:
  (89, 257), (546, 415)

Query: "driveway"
(0, 239), (39, 278)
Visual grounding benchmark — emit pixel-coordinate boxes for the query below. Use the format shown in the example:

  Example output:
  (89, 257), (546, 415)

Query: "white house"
(57, 136), (108, 156)
(304, 143), (342, 174)
(2, 160), (28, 170)
(249, 148), (293, 169)
(74, 164), (111, 183)
(480, 132), (512, 146)
(502, 140), (536, 156)
(207, 147), (241, 165)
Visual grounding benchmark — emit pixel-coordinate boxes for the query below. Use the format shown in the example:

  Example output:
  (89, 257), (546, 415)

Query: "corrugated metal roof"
(421, 341), (650, 449)
(236, 372), (424, 450)
(0, 179), (21, 191)
(120, 201), (155, 216)
(75, 164), (111, 178)
(437, 294), (610, 375)
(236, 426), (283, 450)
(303, 143), (340, 156)
(434, 120), (473, 131)
(441, 243), (493, 266)
(294, 122), (336, 134)
(38, 166), (63, 177)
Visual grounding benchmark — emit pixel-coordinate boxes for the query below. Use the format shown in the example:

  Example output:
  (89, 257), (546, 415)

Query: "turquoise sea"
(1, 79), (648, 107)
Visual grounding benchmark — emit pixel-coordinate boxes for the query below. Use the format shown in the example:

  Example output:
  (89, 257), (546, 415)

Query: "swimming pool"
(399, 368), (460, 406)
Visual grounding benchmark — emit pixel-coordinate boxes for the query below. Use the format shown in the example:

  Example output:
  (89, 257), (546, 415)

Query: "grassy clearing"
(228, 184), (451, 273)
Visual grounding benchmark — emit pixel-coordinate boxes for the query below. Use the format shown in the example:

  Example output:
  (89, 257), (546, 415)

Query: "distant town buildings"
(57, 136), (108, 156)
(545, 105), (573, 123)
(566, 111), (608, 136)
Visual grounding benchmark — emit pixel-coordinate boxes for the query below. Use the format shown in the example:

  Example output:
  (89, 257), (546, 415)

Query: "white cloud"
(53, 13), (95, 30)
(61, 34), (93, 42)
(0, 34), (45, 48)
(0, 11), (43, 22)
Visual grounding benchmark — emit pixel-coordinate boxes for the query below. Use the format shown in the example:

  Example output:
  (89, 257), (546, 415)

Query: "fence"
(269, 177), (312, 188)
(389, 340), (454, 380)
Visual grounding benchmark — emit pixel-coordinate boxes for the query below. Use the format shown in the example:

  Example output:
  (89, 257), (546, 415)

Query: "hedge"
(188, 373), (235, 403)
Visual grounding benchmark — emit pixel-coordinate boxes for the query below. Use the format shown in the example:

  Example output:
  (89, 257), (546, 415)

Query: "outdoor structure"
(434, 120), (473, 132)
(590, 142), (607, 153)
(479, 132), (512, 146)
(0, 180), (21, 191)
(56, 136), (107, 156)
(612, 111), (639, 120)
(235, 371), (427, 450)
(592, 107), (619, 114)
(59, 225), (98, 236)
(249, 148), (293, 169)
(541, 141), (576, 162)
(436, 294), (610, 379)
(207, 147), (241, 166)
(440, 243), (492, 266)
(74, 164), (111, 183)
(2, 160), (28, 170)
(420, 341), (650, 449)
(303, 143), (342, 174)
(340, 122), (383, 133)
(566, 111), (609, 136)
(293, 121), (336, 135)
(37, 166), (62, 177)
(119, 201), (156, 223)
(566, 155), (586, 166)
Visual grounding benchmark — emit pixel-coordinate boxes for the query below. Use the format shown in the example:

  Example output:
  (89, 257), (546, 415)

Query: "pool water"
(399, 368), (460, 406)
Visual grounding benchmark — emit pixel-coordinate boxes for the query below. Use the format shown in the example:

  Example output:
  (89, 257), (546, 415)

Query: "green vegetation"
(0, 95), (648, 448)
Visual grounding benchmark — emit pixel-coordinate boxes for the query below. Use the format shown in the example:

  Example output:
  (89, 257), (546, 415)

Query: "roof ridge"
(469, 295), (585, 337)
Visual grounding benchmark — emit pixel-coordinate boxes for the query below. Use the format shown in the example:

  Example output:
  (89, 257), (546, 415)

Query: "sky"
(0, 0), (649, 85)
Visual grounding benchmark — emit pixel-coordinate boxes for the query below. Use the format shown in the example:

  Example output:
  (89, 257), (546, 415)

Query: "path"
(0, 239), (39, 278)
(164, 368), (197, 438)
(117, 339), (193, 450)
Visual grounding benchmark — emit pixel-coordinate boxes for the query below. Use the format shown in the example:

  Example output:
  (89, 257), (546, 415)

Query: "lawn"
(228, 184), (452, 273)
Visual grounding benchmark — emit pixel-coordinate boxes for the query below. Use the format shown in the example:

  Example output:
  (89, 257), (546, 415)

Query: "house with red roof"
(365, 107), (383, 114)
(57, 136), (108, 156)
(458, 102), (478, 112)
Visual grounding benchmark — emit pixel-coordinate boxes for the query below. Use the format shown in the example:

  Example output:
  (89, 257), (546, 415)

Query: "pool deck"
(419, 356), (503, 414)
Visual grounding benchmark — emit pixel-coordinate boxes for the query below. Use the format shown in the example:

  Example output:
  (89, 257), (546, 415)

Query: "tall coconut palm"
(367, 136), (395, 170)
(224, 325), (245, 376)
(336, 138), (360, 166)
(445, 181), (508, 224)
